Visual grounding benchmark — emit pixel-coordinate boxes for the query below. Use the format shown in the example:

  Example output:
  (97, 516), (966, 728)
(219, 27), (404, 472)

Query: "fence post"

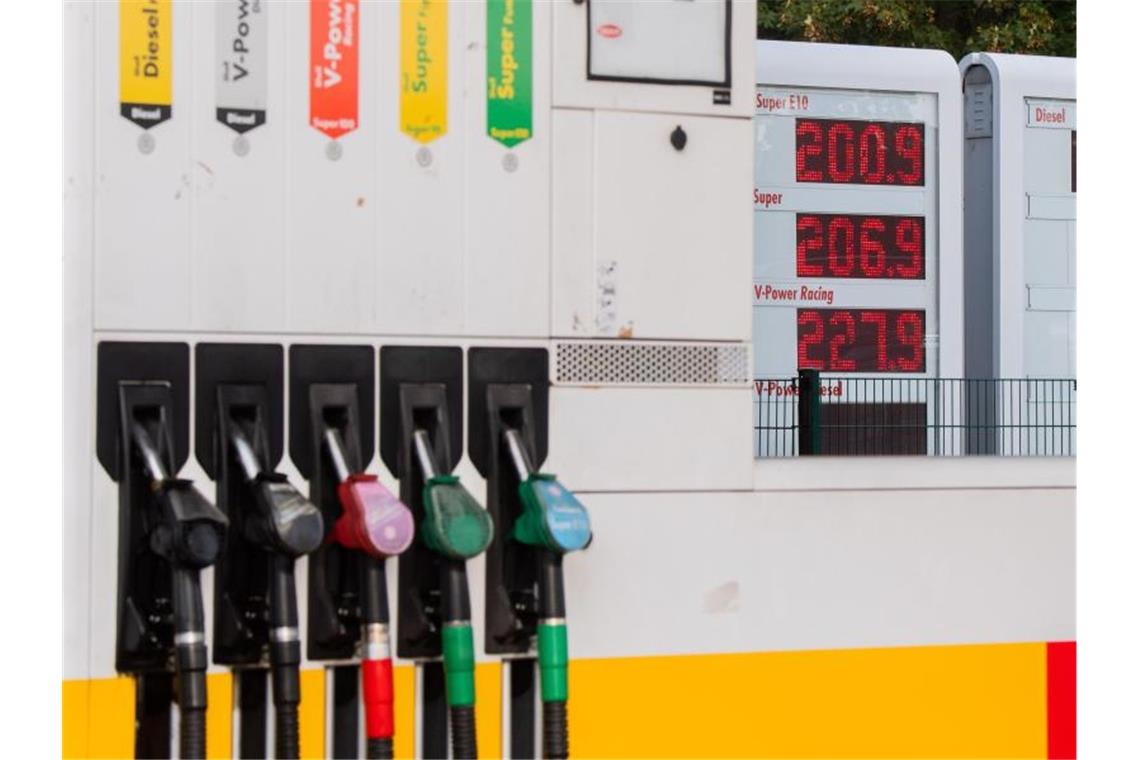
(798, 369), (822, 455)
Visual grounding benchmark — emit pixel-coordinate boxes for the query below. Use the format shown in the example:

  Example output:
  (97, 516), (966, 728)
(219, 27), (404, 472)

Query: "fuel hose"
(414, 430), (482, 760)
(172, 566), (209, 759)
(362, 557), (395, 760)
(268, 555), (302, 759)
(134, 422), (224, 760)
(325, 427), (403, 759)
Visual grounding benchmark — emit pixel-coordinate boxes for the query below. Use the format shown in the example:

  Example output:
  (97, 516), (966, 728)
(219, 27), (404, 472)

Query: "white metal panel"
(550, 110), (596, 337)
(561, 110), (752, 341)
(546, 386), (754, 492)
(94, 0), (194, 330)
(958, 53), (1075, 380)
(563, 478), (1074, 659)
(553, 0), (755, 119)
(191, 1), (288, 332)
(64, 0), (96, 682)
(373, 0), (465, 336)
(283, 0), (380, 334)
(462, 0), (551, 338)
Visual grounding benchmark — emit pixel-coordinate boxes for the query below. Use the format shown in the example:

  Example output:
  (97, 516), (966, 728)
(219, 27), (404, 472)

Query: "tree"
(757, 0), (1076, 60)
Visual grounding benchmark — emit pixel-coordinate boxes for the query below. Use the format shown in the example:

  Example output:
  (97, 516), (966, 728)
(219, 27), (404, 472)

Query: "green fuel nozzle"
(504, 429), (592, 555)
(410, 429), (489, 758)
(413, 431), (493, 561)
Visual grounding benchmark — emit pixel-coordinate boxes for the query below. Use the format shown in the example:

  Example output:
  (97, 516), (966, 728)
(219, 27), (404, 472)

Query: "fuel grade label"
(119, 0), (173, 129)
(310, 0), (360, 140)
(486, 0), (532, 148)
(216, 0), (267, 134)
(400, 0), (448, 143)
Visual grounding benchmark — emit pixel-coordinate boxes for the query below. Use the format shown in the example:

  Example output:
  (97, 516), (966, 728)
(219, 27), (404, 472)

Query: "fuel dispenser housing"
(288, 344), (377, 758)
(96, 341), (228, 759)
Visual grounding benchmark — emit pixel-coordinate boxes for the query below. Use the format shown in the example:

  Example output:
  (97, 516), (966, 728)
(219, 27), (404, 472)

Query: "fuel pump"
(470, 348), (591, 760)
(290, 344), (390, 759)
(97, 342), (229, 759)
(322, 425), (415, 759)
(196, 343), (325, 759)
(381, 346), (493, 759)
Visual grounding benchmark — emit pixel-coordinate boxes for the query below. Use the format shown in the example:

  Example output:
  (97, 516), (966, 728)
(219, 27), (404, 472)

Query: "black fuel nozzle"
(230, 425), (324, 559)
(132, 421), (228, 570)
(129, 418), (225, 759)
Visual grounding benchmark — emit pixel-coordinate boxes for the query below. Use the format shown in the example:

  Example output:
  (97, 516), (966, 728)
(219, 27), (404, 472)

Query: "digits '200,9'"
(795, 118), (925, 186)
(798, 308), (926, 373)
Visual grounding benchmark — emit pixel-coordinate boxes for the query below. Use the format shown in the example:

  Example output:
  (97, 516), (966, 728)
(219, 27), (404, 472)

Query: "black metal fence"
(754, 373), (1076, 457)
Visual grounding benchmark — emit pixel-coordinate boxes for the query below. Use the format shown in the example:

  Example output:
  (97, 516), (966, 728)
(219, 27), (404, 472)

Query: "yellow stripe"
(476, 662), (503, 759)
(298, 668), (325, 759)
(206, 673), (232, 759)
(568, 643), (1047, 759)
(62, 643), (1047, 758)
(393, 663), (415, 758)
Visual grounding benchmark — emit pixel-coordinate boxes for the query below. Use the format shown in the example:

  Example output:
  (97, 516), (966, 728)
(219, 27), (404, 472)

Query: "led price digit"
(796, 214), (925, 279)
(797, 308), (926, 373)
(795, 118), (925, 186)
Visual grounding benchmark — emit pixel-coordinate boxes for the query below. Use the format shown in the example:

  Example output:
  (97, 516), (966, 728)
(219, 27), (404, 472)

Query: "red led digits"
(795, 118), (925, 186)
(797, 310), (826, 370)
(796, 215), (824, 276)
(828, 311), (857, 371)
(858, 124), (887, 184)
(796, 214), (925, 279)
(797, 308), (926, 373)
(826, 122), (856, 182)
(795, 120), (825, 182)
(827, 216), (856, 276)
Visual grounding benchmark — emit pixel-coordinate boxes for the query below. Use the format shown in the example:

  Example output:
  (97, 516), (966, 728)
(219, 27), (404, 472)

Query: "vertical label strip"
(216, 0), (268, 134)
(486, 0), (532, 148)
(400, 0), (448, 144)
(119, 0), (173, 129)
(310, 0), (360, 140)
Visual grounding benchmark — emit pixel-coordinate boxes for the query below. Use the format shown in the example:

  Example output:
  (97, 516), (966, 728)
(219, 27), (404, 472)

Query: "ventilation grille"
(554, 341), (749, 386)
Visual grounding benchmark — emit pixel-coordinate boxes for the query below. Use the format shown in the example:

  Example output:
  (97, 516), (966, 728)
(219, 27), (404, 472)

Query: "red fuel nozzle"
(332, 474), (415, 558)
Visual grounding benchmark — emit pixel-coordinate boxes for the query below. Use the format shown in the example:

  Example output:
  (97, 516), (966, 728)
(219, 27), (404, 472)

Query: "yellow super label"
(399, 0), (447, 143)
(120, 0), (172, 129)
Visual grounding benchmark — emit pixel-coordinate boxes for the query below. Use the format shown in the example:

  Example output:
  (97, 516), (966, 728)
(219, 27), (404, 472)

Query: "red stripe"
(1047, 641), (1076, 759)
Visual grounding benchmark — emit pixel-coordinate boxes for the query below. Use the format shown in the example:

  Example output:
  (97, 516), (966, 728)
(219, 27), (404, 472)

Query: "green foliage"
(757, 0), (1076, 60)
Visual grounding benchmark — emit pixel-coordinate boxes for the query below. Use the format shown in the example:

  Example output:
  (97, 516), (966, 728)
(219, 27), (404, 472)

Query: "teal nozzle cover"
(514, 473), (592, 554)
(421, 475), (493, 560)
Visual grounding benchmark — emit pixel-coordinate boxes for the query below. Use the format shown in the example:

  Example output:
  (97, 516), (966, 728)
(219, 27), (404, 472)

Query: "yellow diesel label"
(120, 0), (172, 128)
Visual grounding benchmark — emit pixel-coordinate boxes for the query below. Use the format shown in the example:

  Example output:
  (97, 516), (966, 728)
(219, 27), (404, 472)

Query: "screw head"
(670, 125), (687, 151)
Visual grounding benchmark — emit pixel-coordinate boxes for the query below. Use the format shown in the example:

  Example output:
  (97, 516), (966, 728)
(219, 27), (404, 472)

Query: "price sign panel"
(753, 85), (939, 378)
(751, 42), (963, 456)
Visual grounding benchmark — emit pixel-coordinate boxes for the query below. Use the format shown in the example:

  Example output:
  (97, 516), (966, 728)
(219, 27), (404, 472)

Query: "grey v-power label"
(216, 0), (267, 134)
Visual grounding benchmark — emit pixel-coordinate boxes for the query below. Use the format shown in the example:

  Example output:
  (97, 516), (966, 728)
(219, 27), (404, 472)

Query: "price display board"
(753, 85), (939, 381)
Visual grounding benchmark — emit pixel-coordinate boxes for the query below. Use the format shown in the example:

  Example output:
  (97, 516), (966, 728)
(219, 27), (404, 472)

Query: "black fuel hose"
(269, 554), (302, 759)
(538, 552), (569, 759)
(172, 567), (209, 759)
(444, 560), (478, 759)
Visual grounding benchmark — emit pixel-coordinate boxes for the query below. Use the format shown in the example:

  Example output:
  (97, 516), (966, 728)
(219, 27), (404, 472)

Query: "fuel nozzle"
(504, 429), (591, 555)
(132, 421), (228, 569)
(324, 427), (415, 559)
(321, 426), (413, 758)
(503, 427), (588, 760)
(414, 430), (493, 561)
(129, 418), (226, 759)
(412, 428), (491, 759)
(230, 425), (324, 558)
